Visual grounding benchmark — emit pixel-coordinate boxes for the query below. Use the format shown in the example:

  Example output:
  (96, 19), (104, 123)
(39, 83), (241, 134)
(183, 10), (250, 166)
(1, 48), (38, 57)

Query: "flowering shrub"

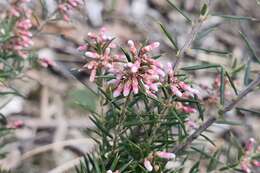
(0, 0), (259, 173)
(75, 25), (260, 172)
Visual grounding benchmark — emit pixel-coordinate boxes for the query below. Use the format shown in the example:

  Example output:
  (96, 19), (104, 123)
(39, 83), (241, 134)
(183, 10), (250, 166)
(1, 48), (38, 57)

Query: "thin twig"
(173, 19), (204, 73)
(172, 74), (260, 154)
(222, 75), (260, 112)
(172, 116), (216, 153)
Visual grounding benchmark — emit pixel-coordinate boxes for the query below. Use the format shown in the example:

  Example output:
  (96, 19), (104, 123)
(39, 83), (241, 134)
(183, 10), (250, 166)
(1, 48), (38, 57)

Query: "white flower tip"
(144, 159), (153, 172)
(113, 91), (121, 98)
(106, 170), (113, 173)
(153, 42), (160, 48)
(128, 40), (134, 46)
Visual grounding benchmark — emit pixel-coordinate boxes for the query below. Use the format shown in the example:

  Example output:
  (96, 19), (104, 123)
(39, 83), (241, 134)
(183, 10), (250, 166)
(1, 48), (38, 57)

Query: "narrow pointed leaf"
(159, 23), (178, 50)
(239, 31), (260, 63)
(167, 0), (192, 23)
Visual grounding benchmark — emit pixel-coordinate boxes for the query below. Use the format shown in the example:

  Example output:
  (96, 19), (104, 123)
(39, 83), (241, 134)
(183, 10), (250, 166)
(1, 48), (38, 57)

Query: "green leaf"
(120, 47), (131, 62)
(159, 23), (178, 50)
(89, 114), (113, 139)
(212, 14), (258, 21)
(239, 31), (260, 63)
(192, 47), (230, 55)
(220, 67), (225, 105)
(189, 161), (200, 173)
(207, 149), (221, 172)
(119, 159), (133, 172)
(167, 0), (192, 23)
(230, 133), (244, 160)
(244, 59), (251, 86)
(219, 162), (240, 171)
(225, 71), (238, 95)
(231, 64), (245, 76)
(196, 24), (218, 41)
(194, 96), (204, 120)
(102, 38), (116, 51)
(181, 64), (220, 71)
(0, 113), (7, 125)
(215, 119), (242, 126)
(170, 109), (187, 136)
(200, 3), (209, 17)
(110, 154), (120, 171)
(237, 107), (260, 116)
(200, 134), (216, 147)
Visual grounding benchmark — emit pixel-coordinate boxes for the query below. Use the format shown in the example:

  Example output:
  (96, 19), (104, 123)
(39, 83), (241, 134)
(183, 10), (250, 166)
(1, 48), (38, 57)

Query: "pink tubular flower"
(3, 0), (33, 59)
(176, 102), (196, 114)
(186, 119), (198, 129)
(241, 159), (251, 173)
(38, 57), (56, 68)
(156, 151), (176, 160)
(58, 0), (82, 21)
(7, 120), (24, 129)
(79, 28), (116, 82)
(144, 159), (153, 172)
(239, 138), (260, 173)
(165, 63), (199, 98)
(110, 40), (164, 97)
(245, 138), (256, 153)
(252, 160), (260, 167)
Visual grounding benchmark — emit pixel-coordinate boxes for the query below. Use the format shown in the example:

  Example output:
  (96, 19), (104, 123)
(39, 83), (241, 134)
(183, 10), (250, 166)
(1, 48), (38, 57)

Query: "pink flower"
(252, 160), (260, 167)
(241, 160), (251, 173)
(245, 138), (256, 153)
(77, 45), (88, 52)
(80, 28), (116, 82)
(182, 106), (197, 113)
(165, 63), (199, 98)
(186, 119), (198, 129)
(7, 120), (24, 129)
(3, 2), (33, 58)
(110, 40), (164, 97)
(58, 0), (82, 21)
(144, 159), (153, 172)
(156, 151), (176, 160)
(38, 57), (56, 68)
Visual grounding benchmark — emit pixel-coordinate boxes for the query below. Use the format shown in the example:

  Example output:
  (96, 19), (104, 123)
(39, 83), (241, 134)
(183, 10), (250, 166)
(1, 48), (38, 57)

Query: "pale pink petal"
(144, 159), (153, 172)
(85, 51), (99, 58)
(113, 84), (123, 97)
(132, 77), (139, 94)
(246, 138), (256, 152)
(123, 81), (132, 96)
(171, 85), (182, 97)
(156, 151), (176, 160)
(89, 69), (97, 82)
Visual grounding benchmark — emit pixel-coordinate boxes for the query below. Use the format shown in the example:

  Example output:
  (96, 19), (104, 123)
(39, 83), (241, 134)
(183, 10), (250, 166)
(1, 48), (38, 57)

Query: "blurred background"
(0, 0), (260, 172)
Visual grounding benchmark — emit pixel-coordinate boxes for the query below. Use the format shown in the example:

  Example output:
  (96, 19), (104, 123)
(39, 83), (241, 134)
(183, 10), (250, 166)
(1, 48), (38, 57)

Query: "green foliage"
(75, 2), (260, 172)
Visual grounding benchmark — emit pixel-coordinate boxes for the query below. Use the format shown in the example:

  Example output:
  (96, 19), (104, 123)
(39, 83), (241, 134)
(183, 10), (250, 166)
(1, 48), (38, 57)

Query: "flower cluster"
(78, 28), (199, 101)
(165, 63), (199, 97)
(144, 151), (176, 172)
(240, 138), (260, 173)
(79, 28), (116, 82)
(58, 0), (83, 21)
(1, 0), (33, 58)
(110, 40), (164, 97)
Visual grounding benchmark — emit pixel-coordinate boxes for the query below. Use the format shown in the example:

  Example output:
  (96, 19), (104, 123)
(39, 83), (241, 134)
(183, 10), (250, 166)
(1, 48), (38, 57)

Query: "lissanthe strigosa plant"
(74, 2), (260, 173)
